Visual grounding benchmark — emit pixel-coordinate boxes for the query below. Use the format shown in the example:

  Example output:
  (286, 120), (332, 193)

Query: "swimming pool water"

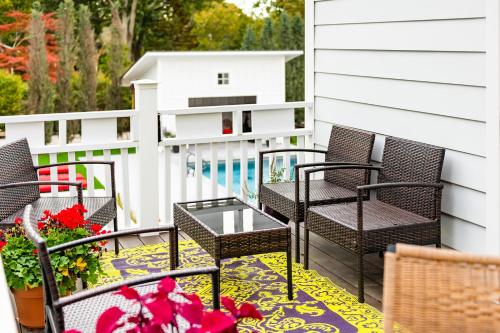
(189, 156), (297, 196)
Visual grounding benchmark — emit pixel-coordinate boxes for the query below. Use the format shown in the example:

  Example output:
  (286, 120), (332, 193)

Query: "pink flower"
(96, 307), (125, 333)
(221, 296), (262, 320)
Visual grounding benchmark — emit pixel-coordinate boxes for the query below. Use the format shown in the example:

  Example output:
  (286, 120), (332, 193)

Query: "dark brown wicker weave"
(258, 124), (375, 263)
(22, 205), (220, 333)
(0, 138), (120, 254)
(303, 136), (445, 303)
(174, 197), (293, 300)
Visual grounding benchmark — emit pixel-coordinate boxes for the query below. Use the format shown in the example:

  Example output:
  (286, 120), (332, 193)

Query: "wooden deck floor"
(22, 222), (384, 332)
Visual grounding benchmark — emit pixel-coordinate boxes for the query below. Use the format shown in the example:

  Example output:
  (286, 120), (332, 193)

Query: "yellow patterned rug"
(96, 240), (383, 333)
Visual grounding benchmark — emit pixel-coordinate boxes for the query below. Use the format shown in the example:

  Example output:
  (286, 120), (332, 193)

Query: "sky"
(226, 0), (267, 17)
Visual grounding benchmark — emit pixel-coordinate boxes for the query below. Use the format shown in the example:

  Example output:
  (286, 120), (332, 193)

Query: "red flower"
(114, 285), (141, 301)
(14, 217), (22, 225)
(63, 330), (82, 333)
(0, 240), (7, 252)
(54, 204), (88, 230)
(199, 310), (236, 333)
(96, 307), (125, 333)
(33, 249), (38, 256)
(90, 224), (102, 233)
(37, 222), (45, 230)
(41, 210), (52, 221)
(221, 296), (262, 320)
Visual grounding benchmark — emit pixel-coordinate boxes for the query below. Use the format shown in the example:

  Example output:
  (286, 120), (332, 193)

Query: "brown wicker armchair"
(303, 136), (445, 302)
(0, 138), (120, 254)
(383, 244), (500, 332)
(22, 205), (220, 333)
(258, 124), (375, 263)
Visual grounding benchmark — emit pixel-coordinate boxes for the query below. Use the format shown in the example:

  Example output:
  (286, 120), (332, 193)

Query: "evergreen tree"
(27, 6), (53, 116)
(55, 0), (75, 114)
(290, 15), (304, 101)
(277, 11), (292, 50)
(260, 17), (274, 50)
(77, 5), (97, 111)
(106, 4), (127, 110)
(241, 26), (257, 50)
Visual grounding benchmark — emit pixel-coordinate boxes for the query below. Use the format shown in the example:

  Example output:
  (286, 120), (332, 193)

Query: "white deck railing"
(0, 80), (314, 331)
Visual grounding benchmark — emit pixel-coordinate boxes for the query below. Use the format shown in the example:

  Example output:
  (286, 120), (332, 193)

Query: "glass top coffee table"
(173, 197), (293, 300)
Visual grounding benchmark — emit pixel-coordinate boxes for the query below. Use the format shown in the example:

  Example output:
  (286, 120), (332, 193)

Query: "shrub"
(0, 70), (26, 116)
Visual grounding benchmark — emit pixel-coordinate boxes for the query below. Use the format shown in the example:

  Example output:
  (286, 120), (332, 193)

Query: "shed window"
(218, 73), (229, 85)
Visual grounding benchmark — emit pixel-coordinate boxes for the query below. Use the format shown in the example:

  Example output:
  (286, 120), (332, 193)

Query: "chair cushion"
(260, 180), (357, 222)
(0, 196), (116, 231)
(307, 200), (439, 254)
(62, 284), (190, 333)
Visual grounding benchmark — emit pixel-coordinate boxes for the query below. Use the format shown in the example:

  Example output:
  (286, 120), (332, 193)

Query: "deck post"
(133, 80), (160, 230)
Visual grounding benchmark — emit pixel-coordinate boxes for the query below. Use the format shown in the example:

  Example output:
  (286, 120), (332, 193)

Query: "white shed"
(306, 0), (500, 255)
(122, 51), (302, 136)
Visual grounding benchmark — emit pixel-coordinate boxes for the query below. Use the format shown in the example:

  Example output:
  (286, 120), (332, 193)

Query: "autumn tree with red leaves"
(0, 10), (58, 81)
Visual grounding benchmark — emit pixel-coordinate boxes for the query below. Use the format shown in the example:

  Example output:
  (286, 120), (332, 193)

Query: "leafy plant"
(64, 277), (262, 333)
(243, 156), (292, 200)
(0, 204), (107, 294)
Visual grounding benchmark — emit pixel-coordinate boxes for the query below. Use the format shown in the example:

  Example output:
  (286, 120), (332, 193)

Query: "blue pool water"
(189, 156), (297, 196)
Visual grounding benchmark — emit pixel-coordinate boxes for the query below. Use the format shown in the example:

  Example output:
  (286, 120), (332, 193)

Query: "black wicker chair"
(303, 136), (445, 302)
(23, 206), (220, 333)
(0, 138), (120, 254)
(258, 124), (375, 263)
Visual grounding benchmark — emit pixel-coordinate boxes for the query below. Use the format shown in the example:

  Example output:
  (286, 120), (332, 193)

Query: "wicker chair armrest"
(0, 180), (83, 204)
(357, 182), (443, 191)
(304, 164), (381, 177)
(55, 266), (220, 308)
(48, 226), (176, 254)
(295, 161), (369, 173)
(259, 148), (327, 157)
(34, 161), (115, 170)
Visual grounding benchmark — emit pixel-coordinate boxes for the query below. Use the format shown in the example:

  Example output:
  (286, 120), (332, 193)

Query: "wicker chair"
(22, 205), (220, 333)
(303, 136), (445, 302)
(0, 138), (120, 254)
(383, 244), (500, 332)
(258, 124), (375, 263)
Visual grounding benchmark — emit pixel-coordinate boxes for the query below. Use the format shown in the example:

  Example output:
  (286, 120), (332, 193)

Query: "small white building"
(122, 51), (303, 137)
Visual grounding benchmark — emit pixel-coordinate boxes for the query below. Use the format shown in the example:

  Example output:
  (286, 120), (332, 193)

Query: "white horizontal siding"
(315, 98), (485, 156)
(315, 50), (485, 87)
(315, 19), (485, 52)
(441, 215), (485, 253)
(316, 73), (485, 121)
(315, 0), (485, 25)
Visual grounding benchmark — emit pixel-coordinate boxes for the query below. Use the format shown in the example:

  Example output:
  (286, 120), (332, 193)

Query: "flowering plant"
(64, 277), (262, 333)
(0, 204), (107, 294)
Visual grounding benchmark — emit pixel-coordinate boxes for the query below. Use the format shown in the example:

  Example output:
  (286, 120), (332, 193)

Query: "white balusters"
(210, 142), (218, 198)
(58, 120), (67, 145)
(268, 138), (277, 180)
(103, 149), (112, 197)
(195, 144), (203, 200)
(49, 153), (57, 196)
(86, 151), (95, 196)
(163, 147), (171, 224)
(68, 152), (77, 197)
(240, 140), (248, 201)
(120, 148), (131, 227)
(283, 136), (290, 180)
(254, 139), (262, 194)
(225, 142), (233, 196)
(179, 145), (187, 201)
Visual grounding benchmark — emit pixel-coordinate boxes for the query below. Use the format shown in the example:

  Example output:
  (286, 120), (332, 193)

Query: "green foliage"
(241, 25), (257, 50)
(193, 2), (250, 50)
(55, 0), (76, 114)
(277, 11), (292, 50)
(76, 4), (97, 111)
(1, 233), (41, 290)
(0, 70), (26, 116)
(260, 17), (274, 50)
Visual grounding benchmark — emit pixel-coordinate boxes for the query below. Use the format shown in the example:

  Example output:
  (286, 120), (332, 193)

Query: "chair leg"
(304, 228), (310, 270)
(113, 217), (119, 255)
(295, 220), (301, 263)
(436, 242), (442, 248)
(286, 244), (293, 300)
(358, 251), (365, 303)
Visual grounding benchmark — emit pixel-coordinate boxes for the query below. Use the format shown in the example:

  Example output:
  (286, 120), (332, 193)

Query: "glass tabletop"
(181, 199), (284, 235)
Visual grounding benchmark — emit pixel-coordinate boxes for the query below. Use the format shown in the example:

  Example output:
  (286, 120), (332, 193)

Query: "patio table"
(173, 197), (293, 300)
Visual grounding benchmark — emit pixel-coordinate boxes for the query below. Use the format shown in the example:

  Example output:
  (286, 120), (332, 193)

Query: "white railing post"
(305, 104), (314, 164)
(134, 80), (160, 229)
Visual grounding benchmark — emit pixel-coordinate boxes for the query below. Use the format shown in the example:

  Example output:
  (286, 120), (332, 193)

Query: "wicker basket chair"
(258, 124), (375, 263)
(383, 244), (500, 333)
(0, 138), (120, 254)
(303, 136), (445, 302)
(22, 205), (220, 333)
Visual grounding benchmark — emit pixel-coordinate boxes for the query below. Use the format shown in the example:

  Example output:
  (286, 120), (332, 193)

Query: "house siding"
(309, 0), (487, 253)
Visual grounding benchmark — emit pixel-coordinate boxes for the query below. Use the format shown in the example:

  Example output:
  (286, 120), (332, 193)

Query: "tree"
(0, 10), (58, 81)
(105, 4), (127, 110)
(260, 17), (274, 50)
(253, 0), (304, 18)
(0, 70), (26, 116)
(277, 11), (292, 50)
(55, 0), (75, 114)
(77, 4), (97, 111)
(290, 15), (304, 101)
(241, 26), (257, 50)
(192, 2), (250, 50)
(27, 7), (53, 116)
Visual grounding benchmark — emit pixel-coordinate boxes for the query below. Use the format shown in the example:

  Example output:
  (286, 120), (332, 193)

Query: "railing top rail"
(0, 109), (136, 124)
(158, 101), (313, 116)
(29, 140), (138, 154)
(160, 128), (312, 146)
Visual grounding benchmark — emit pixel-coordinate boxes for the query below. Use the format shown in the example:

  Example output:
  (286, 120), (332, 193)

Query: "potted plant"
(0, 204), (107, 328)
(64, 276), (262, 333)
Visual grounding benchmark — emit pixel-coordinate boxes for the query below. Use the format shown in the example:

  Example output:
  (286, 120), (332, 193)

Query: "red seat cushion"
(38, 165), (69, 176)
(39, 174), (87, 193)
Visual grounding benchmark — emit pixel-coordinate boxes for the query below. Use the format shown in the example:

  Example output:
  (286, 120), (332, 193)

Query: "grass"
(37, 148), (136, 191)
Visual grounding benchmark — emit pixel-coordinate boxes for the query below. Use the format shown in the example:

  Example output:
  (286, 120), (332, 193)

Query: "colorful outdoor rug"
(97, 240), (383, 333)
